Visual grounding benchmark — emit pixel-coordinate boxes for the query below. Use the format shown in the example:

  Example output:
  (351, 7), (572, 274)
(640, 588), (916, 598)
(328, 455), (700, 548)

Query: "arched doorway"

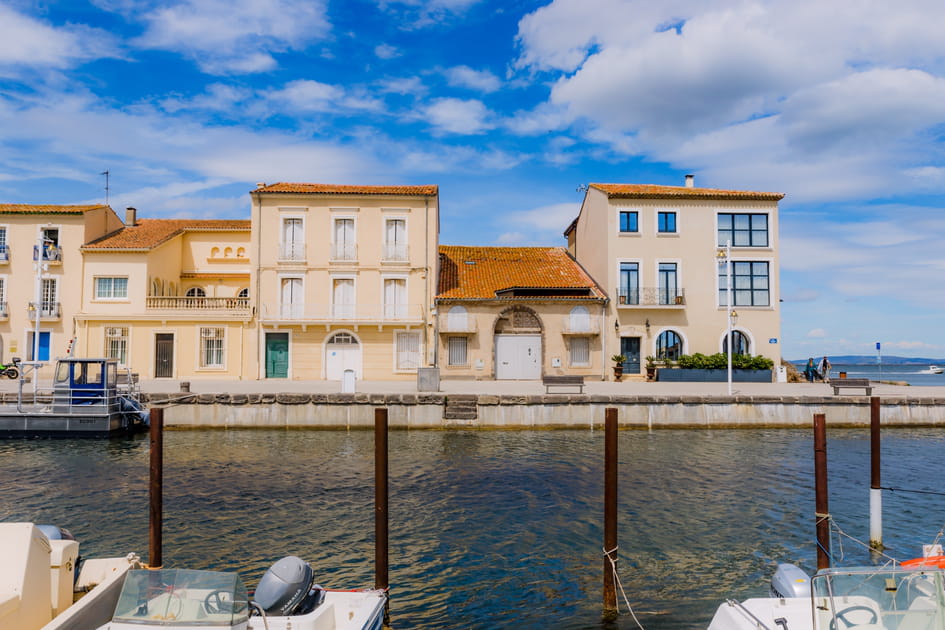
(494, 307), (542, 380)
(325, 332), (361, 380)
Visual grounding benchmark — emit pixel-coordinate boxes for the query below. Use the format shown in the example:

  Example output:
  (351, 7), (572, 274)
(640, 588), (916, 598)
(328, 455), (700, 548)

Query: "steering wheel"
(829, 605), (879, 630)
(204, 589), (233, 615)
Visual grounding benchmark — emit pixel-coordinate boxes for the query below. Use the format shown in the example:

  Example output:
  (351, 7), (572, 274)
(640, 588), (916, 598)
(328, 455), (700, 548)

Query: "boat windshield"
(811, 567), (945, 629)
(112, 569), (249, 626)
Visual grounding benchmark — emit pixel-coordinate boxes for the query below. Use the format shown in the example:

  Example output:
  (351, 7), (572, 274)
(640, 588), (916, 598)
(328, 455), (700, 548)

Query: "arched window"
(185, 287), (206, 298)
(238, 288), (249, 299)
(569, 305), (590, 332)
(723, 330), (750, 355)
(328, 332), (358, 346)
(447, 305), (468, 330)
(656, 330), (683, 360)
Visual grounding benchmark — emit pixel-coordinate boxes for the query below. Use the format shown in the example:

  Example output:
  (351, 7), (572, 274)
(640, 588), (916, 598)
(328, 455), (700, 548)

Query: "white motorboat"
(707, 562), (945, 629)
(96, 556), (387, 630)
(930, 365), (943, 374)
(0, 522), (141, 630)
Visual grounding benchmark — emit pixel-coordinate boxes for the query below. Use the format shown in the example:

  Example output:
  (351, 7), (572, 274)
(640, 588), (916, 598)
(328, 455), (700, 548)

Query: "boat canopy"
(54, 357), (120, 390)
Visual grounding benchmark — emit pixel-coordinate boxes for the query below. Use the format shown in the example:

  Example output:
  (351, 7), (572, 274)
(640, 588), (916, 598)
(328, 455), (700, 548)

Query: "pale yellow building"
(0, 203), (125, 376)
(249, 183), (439, 380)
(566, 177), (784, 379)
(76, 209), (253, 380)
(436, 246), (607, 380)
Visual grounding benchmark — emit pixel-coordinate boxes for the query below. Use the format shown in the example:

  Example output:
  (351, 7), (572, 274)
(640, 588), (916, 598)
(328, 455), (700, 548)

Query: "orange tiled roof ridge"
(83, 218), (250, 250)
(438, 245), (605, 300)
(253, 182), (438, 196)
(0, 203), (111, 214)
(591, 183), (784, 200)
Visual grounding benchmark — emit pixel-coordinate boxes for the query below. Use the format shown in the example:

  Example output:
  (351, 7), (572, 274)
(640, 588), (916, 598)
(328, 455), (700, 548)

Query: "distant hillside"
(790, 355), (943, 365)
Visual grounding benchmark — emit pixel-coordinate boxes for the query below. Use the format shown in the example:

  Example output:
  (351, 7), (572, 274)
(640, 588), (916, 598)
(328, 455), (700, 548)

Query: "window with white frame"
(383, 278), (407, 319)
(332, 218), (356, 260)
(331, 277), (355, 318)
(105, 326), (129, 365)
(447, 336), (467, 366)
(95, 277), (128, 299)
(280, 277), (304, 318)
(0, 226), (8, 259)
(395, 332), (421, 370)
(0, 276), (6, 315)
(40, 278), (58, 316)
(384, 218), (407, 261)
(185, 287), (206, 298)
(281, 217), (305, 260)
(570, 337), (590, 366)
(200, 327), (225, 367)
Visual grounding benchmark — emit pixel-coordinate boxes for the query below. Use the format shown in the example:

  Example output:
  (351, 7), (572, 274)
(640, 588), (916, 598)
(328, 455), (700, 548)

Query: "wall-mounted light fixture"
(645, 318), (650, 334)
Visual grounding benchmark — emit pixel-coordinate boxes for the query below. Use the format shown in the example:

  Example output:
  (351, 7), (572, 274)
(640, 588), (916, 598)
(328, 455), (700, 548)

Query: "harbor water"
(3, 427), (945, 629)
(805, 362), (945, 386)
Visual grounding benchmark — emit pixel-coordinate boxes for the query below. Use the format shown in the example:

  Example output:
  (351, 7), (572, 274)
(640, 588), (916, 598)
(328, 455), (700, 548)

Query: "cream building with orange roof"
(77, 208), (253, 380)
(249, 183), (439, 380)
(0, 203), (125, 377)
(566, 176), (784, 380)
(436, 246), (607, 380)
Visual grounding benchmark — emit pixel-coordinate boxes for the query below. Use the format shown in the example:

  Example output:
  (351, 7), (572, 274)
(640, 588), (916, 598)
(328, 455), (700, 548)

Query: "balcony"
(146, 296), (251, 313)
(262, 303), (424, 326)
(33, 245), (62, 265)
(561, 317), (600, 335)
(615, 287), (686, 308)
(278, 242), (306, 263)
(330, 243), (357, 262)
(28, 302), (61, 319)
(381, 244), (409, 263)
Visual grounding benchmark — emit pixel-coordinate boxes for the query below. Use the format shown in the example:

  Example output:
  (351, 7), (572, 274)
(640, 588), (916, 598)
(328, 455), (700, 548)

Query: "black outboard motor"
(253, 556), (325, 616)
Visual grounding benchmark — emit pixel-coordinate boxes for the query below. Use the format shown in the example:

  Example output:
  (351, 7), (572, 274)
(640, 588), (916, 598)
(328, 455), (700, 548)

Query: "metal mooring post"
(814, 413), (830, 570)
(603, 408), (618, 619)
(869, 397), (883, 550)
(375, 408), (390, 624)
(149, 406), (164, 569)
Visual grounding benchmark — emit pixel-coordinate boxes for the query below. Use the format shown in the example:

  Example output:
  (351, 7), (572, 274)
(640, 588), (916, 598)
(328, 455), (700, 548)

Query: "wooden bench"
(543, 375), (585, 394)
(832, 378), (872, 396)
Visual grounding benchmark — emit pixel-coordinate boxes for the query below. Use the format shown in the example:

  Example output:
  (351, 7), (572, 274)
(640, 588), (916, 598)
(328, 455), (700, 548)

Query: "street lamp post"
(717, 240), (734, 395)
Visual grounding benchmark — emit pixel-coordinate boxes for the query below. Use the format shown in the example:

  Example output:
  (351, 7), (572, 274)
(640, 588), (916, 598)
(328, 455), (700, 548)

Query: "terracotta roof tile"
(82, 219), (250, 251)
(438, 246), (605, 300)
(591, 183), (784, 201)
(253, 182), (438, 196)
(0, 203), (111, 214)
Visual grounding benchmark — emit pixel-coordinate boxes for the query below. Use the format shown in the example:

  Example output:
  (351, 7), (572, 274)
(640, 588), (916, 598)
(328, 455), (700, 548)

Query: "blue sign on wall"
(768, 338), (778, 344)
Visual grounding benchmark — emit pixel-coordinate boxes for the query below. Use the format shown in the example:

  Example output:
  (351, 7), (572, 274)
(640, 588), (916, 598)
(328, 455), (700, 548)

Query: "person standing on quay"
(818, 356), (832, 382)
(805, 358), (817, 383)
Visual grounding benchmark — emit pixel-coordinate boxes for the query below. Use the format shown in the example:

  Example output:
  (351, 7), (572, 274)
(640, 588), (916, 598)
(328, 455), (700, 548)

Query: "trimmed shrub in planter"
(657, 353), (774, 382)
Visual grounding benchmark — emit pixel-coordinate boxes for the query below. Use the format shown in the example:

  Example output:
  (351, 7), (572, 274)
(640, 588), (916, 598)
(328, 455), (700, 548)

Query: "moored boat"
(96, 556), (387, 630)
(930, 365), (943, 374)
(0, 522), (141, 630)
(0, 357), (149, 438)
(708, 562), (945, 629)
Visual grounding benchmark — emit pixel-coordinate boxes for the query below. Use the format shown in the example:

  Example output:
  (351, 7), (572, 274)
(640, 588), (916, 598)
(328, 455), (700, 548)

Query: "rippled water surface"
(3, 428), (945, 629)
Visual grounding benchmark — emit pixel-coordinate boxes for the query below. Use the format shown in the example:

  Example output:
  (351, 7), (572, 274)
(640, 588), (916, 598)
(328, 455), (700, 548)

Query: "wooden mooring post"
(869, 396), (883, 550)
(603, 407), (618, 619)
(375, 408), (390, 624)
(149, 406), (164, 569)
(814, 413), (830, 570)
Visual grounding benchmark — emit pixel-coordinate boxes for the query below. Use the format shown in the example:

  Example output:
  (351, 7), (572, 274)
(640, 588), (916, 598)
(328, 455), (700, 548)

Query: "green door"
(265, 333), (289, 378)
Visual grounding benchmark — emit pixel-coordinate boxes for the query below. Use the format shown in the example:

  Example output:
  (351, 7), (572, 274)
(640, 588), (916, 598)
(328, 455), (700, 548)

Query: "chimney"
(125, 207), (137, 226)
(256, 182), (267, 189)
(685, 174), (694, 188)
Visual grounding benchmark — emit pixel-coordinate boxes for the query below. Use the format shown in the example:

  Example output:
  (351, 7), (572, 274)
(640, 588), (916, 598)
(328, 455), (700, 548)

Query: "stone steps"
(444, 394), (478, 420)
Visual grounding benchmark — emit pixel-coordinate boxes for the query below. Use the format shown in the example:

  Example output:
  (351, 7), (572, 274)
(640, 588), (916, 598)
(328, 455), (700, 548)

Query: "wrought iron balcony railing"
(615, 287), (686, 307)
(278, 242), (306, 262)
(33, 245), (62, 263)
(28, 302), (61, 318)
(381, 244), (409, 262)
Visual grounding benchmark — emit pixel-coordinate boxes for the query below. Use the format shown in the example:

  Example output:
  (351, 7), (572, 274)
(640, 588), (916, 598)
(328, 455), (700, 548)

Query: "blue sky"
(2, 0), (945, 360)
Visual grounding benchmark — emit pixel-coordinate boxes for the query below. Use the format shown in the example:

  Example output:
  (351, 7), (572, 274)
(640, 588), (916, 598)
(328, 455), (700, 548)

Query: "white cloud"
(132, 0), (331, 75)
(444, 66), (501, 93)
(0, 5), (121, 74)
(375, 44), (400, 60)
(807, 329), (827, 338)
(376, 0), (482, 28)
(423, 98), (493, 135)
(266, 80), (385, 114)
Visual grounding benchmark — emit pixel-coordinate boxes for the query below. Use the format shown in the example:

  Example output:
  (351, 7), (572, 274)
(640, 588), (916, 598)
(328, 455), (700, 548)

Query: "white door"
(495, 334), (541, 380)
(326, 333), (361, 380)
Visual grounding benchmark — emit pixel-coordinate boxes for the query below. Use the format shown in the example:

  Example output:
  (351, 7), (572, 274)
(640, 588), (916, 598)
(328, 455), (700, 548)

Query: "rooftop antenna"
(101, 170), (110, 205)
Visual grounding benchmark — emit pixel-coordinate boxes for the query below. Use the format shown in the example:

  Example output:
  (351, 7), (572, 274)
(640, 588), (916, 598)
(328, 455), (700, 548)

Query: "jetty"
(2, 379), (942, 429)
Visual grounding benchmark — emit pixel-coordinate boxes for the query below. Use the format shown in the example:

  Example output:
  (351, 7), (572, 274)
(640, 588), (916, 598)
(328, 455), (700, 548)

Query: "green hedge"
(676, 352), (774, 370)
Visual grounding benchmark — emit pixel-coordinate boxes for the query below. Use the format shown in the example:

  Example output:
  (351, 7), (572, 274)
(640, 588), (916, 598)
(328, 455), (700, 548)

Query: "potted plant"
(645, 356), (657, 381)
(611, 354), (626, 381)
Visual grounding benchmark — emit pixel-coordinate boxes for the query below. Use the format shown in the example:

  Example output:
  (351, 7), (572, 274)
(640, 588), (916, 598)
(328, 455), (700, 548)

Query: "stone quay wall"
(139, 392), (945, 429)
